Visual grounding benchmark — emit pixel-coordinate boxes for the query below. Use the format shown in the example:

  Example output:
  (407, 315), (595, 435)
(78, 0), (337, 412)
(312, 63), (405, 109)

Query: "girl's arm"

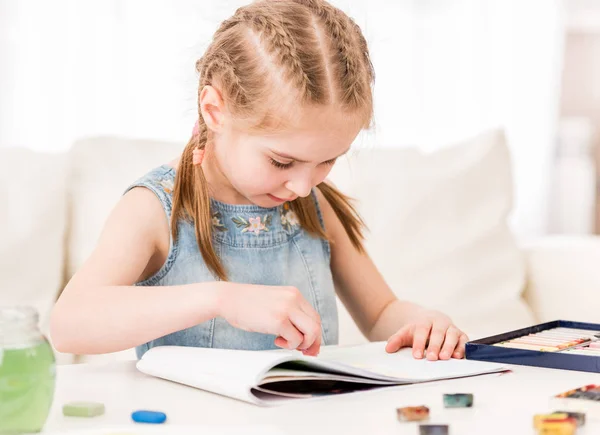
(317, 186), (468, 360)
(50, 187), (222, 354)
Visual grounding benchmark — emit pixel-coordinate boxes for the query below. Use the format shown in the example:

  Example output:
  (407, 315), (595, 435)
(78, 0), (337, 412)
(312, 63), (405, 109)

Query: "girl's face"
(208, 104), (362, 208)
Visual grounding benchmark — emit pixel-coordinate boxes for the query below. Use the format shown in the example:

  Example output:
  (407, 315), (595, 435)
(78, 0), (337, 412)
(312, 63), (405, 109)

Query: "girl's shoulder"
(118, 165), (174, 280)
(124, 164), (176, 217)
(130, 163), (176, 192)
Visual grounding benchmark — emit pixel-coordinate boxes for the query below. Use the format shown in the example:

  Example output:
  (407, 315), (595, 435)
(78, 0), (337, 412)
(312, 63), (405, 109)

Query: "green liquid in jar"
(0, 340), (56, 434)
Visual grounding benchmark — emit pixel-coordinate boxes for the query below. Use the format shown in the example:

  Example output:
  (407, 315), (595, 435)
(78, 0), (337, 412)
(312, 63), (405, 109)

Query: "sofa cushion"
(523, 235), (600, 324)
(329, 129), (536, 343)
(67, 136), (182, 280)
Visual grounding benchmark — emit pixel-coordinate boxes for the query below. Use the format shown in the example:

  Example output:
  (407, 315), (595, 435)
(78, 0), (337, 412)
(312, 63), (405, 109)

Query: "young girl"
(51, 0), (468, 361)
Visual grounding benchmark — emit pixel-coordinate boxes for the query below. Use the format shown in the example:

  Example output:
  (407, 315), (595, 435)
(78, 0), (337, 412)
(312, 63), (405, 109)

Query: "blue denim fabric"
(124, 165), (338, 359)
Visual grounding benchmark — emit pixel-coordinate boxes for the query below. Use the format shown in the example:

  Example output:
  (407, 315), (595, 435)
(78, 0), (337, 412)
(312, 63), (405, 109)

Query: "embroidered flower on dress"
(247, 217), (266, 234)
(159, 178), (174, 194)
(286, 211), (299, 226)
(211, 212), (228, 232)
(232, 214), (273, 235)
(280, 202), (299, 233)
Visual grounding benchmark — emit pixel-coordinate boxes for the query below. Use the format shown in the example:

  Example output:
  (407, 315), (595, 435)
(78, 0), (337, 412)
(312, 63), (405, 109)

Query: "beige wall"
(559, 32), (600, 233)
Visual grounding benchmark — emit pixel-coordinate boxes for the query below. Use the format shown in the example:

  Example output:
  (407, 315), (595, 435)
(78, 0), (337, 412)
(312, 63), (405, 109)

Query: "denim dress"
(124, 165), (339, 359)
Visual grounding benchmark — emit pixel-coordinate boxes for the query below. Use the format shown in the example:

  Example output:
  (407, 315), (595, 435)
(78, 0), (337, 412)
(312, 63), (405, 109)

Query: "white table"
(42, 358), (600, 435)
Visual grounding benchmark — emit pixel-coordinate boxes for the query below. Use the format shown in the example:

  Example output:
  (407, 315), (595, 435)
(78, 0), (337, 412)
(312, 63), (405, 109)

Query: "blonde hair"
(171, 0), (374, 280)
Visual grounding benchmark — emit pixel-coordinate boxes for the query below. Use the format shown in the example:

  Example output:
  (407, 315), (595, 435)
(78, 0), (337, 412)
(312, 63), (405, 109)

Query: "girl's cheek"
(314, 166), (333, 185)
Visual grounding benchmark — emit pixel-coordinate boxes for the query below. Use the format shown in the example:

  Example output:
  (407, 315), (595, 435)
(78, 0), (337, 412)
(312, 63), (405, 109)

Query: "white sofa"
(1, 129), (599, 364)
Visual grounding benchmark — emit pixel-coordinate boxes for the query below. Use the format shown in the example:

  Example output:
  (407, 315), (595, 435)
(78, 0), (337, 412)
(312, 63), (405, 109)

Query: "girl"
(51, 0), (468, 361)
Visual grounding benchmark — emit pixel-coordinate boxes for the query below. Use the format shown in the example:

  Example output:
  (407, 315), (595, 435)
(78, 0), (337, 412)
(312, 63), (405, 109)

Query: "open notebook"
(136, 341), (507, 406)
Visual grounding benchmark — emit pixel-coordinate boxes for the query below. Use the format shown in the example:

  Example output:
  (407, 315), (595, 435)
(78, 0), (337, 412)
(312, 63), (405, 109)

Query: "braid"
(214, 14), (243, 36)
(203, 6), (313, 100)
(207, 51), (247, 106)
(291, 0), (370, 108)
(348, 20), (375, 84)
(199, 6), (321, 104)
(195, 101), (209, 151)
(247, 13), (321, 101)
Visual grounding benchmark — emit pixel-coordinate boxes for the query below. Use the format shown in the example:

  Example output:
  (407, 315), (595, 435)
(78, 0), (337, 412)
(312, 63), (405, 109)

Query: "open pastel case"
(466, 320), (600, 374)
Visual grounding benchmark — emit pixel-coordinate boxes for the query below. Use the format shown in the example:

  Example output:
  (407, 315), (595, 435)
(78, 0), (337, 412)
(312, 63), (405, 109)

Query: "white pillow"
(0, 148), (67, 339)
(329, 129), (536, 343)
(67, 137), (182, 280)
(523, 235), (600, 324)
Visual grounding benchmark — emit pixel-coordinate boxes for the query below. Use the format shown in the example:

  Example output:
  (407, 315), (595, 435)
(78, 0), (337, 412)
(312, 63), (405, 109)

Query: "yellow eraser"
(534, 413), (568, 429)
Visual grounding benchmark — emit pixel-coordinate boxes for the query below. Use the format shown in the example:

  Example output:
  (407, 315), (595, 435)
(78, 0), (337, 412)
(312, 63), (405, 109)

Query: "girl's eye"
(269, 157), (336, 169)
(269, 158), (293, 169)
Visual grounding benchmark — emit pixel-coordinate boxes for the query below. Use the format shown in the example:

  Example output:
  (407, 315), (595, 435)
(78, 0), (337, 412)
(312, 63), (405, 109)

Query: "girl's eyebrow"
(271, 147), (351, 164)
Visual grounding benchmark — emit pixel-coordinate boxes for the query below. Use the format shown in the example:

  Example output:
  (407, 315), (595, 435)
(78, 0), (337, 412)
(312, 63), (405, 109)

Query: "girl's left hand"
(384, 309), (469, 360)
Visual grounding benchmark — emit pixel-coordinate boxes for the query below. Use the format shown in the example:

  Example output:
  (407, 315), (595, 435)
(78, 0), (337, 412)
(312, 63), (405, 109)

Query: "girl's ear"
(199, 85), (226, 132)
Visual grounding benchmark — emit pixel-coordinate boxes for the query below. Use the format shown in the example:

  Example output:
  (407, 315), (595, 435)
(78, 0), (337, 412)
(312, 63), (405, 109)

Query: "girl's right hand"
(216, 282), (322, 356)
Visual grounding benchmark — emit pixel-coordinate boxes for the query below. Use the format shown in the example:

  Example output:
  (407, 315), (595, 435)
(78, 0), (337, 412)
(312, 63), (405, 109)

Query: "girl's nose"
(285, 177), (313, 198)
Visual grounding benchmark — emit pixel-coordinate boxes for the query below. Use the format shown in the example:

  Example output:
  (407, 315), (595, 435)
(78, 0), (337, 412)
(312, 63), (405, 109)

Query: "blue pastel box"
(465, 320), (600, 373)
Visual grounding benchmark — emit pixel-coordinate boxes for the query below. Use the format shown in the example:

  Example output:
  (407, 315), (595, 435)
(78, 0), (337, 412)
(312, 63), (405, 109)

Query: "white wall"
(0, 0), (566, 238)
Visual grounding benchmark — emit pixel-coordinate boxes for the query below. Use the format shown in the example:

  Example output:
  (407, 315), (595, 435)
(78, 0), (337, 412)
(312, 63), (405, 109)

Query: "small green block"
(443, 393), (473, 408)
(62, 401), (105, 417)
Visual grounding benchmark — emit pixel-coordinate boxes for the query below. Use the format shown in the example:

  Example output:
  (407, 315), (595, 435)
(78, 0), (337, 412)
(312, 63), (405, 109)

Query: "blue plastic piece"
(131, 410), (167, 424)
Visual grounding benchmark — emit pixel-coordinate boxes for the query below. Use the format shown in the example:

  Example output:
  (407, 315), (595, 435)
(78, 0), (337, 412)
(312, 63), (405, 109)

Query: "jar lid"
(0, 306), (39, 328)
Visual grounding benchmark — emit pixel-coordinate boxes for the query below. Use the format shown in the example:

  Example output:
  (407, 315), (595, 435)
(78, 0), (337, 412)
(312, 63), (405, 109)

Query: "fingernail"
(440, 352), (449, 359)
(414, 350), (422, 358)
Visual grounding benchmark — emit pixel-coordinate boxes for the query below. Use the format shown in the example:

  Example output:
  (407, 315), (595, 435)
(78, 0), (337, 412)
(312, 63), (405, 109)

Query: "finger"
(452, 333), (469, 359)
(297, 297), (322, 328)
(274, 336), (288, 348)
(425, 323), (448, 361)
(411, 323), (432, 359)
(289, 308), (321, 351)
(274, 318), (304, 350)
(385, 324), (413, 353)
(439, 326), (462, 360)
(295, 296), (322, 354)
(303, 330), (322, 356)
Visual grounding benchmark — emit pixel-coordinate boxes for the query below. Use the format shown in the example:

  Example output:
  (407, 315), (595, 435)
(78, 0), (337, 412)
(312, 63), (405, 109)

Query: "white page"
(317, 341), (506, 381)
(136, 346), (300, 404)
(255, 342), (506, 384)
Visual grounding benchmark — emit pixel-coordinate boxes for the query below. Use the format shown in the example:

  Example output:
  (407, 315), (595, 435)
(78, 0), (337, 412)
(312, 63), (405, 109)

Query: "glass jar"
(0, 306), (56, 434)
